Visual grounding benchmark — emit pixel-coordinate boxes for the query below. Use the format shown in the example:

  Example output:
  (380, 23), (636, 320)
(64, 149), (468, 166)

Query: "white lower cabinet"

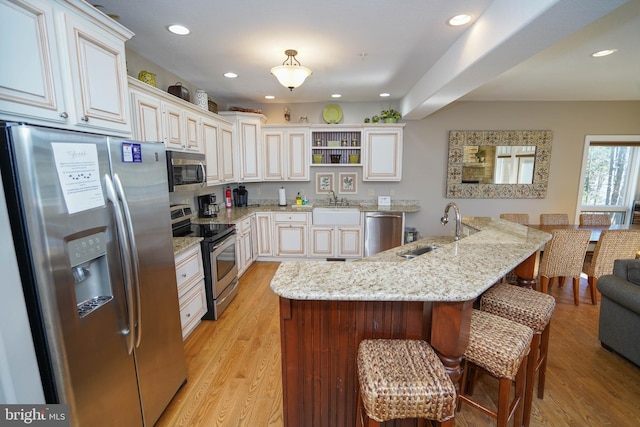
(273, 212), (308, 257)
(310, 226), (363, 258)
(255, 212), (273, 257)
(236, 215), (255, 277)
(174, 244), (206, 340)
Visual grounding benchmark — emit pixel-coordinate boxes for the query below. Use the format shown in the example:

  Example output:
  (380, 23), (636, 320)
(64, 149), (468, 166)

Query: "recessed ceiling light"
(224, 72), (238, 78)
(448, 14), (472, 26)
(591, 49), (617, 58)
(379, 93), (391, 98)
(167, 24), (190, 35)
(265, 95), (275, 100)
(331, 94), (342, 98)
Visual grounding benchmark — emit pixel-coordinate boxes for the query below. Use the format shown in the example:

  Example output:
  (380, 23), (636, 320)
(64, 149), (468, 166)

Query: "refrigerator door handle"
(104, 174), (136, 355)
(113, 173), (143, 348)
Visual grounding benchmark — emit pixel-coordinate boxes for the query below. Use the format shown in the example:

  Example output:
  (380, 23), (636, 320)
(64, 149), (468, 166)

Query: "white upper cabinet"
(218, 112), (266, 182)
(262, 125), (310, 181)
(0, 0), (133, 135)
(219, 123), (235, 182)
(202, 116), (221, 185)
(285, 127), (310, 180)
(129, 78), (210, 154)
(262, 130), (284, 180)
(61, 8), (130, 133)
(362, 126), (404, 181)
(130, 88), (162, 142)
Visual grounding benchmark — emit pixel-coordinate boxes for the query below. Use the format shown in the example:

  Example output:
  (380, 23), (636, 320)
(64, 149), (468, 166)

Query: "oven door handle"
(212, 235), (235, 252)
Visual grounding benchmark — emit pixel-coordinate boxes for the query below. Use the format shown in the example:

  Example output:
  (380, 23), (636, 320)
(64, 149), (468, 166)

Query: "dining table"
(530, 223), (640, 244)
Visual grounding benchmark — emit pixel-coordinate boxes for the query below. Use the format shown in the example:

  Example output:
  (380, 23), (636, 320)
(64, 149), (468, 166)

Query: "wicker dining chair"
(582, 230), (640, 304)
(539, 229), (591, 305)
(539, 213), (570, 226)
(500, 213), (530, 225)
(579, 213), (612, 227)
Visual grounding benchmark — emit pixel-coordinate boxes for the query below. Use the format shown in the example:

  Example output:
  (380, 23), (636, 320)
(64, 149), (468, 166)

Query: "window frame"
(576, 135), (640, 225)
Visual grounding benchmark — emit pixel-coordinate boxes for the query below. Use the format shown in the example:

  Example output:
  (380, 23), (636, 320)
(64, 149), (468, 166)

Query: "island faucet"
(441, 202), (462, 241)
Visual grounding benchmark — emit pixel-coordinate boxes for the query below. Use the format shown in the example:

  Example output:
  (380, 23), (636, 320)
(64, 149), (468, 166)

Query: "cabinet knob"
(59, 112), (68, 119)
(186, 313), (191, 318)
(181, 273), (187, 277)
(80, 116), (89, 122)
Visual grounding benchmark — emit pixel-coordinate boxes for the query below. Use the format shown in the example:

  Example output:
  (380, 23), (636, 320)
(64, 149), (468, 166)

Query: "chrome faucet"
(441, 202), (462, 241)
(328, 190), (338, 205)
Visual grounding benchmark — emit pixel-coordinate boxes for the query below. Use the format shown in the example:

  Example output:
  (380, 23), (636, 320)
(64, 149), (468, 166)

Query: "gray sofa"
(597, 258), (640, 367)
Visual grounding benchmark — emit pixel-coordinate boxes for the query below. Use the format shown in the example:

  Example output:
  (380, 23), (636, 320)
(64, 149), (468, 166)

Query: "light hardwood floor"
(156, 262), (640, 427)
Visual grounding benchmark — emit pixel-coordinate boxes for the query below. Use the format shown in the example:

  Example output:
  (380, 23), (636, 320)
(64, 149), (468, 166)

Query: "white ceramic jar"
(195, 90), (208, 110)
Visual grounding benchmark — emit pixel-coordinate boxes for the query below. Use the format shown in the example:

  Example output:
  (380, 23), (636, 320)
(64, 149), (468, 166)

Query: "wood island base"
(279, 297), (473, 427)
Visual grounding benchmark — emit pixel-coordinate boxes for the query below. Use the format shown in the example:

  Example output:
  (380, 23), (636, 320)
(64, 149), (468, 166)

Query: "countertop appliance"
(364, 211), (404, 257)
(0, 123), (187, 426)
(198, 193), (218, 218)
(166, 150), (206, 192)
(233, 185), (248, 207)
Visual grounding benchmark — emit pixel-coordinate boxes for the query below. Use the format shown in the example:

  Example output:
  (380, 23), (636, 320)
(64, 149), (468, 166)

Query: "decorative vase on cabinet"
(195, 90), (208, 110)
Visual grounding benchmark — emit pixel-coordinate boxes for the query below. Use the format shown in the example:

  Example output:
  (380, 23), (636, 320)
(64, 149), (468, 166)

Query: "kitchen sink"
(398, 245), (438, 259)
(312, 207), (361, 226)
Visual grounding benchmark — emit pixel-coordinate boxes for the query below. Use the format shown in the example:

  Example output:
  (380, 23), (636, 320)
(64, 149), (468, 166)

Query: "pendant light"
(271, 49), (312, 91)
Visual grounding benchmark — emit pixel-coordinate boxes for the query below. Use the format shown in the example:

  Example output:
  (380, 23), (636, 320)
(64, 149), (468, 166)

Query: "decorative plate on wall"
(322, 104), (343, 124)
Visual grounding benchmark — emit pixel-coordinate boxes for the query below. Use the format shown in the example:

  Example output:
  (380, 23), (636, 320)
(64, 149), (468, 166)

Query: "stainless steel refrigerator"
(0, 123), (187, 426)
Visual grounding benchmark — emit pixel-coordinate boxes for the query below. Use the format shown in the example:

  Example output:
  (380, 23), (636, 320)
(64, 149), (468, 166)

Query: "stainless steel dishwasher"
(364, 212), (404, 256)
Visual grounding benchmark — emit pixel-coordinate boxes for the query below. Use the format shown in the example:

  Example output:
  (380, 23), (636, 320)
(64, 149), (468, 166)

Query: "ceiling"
(94, 0), (640, 119)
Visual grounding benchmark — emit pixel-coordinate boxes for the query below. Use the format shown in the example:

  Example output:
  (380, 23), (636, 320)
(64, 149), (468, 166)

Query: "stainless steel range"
(171, 205), (238, 320)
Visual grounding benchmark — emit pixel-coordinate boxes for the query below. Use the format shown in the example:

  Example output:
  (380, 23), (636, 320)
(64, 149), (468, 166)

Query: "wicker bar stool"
(480, 283), (556, 427)
(499, 213), (530, 225)
(357, 339), (457, 427)
(539, 229), (591, 305)
(583, 230), (640, 304)
(457, 310), (533, 427)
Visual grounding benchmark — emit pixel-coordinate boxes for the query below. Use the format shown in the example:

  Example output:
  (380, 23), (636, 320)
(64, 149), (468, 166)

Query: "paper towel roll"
(278, 187), (287, 206)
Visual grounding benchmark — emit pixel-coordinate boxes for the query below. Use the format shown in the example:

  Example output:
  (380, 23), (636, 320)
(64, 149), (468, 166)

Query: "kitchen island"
(270, 217), (551, 427)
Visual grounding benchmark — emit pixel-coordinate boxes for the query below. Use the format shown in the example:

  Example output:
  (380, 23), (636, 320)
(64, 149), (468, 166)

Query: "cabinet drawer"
(175, 245), (204, 295)
(274, 212), (308, 223)
(179, 280), (206, 340)
(237, 216), (252, 233)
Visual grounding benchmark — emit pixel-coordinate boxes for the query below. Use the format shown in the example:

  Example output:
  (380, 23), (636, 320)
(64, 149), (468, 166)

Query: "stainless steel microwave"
(166, 150), (206, 192)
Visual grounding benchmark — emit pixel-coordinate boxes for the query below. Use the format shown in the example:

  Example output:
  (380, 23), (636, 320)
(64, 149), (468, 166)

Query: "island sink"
(312, 207), (361, 226)
(398, 244), (438, 259)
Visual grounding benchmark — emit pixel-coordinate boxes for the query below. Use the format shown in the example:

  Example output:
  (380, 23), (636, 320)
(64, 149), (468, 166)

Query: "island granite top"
(269, 217), (551, 302)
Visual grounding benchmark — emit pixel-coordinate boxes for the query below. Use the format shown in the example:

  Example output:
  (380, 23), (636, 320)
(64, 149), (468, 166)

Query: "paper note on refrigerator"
(52, 143), (105, 214)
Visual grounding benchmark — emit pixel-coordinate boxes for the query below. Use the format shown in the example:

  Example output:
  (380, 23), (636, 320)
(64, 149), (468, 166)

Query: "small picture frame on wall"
(315, 172), (334, 194)
(338, 172), (358, 194)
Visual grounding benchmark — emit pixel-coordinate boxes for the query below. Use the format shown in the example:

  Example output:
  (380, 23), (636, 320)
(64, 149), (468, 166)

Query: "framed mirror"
(446, 130), (552, 198)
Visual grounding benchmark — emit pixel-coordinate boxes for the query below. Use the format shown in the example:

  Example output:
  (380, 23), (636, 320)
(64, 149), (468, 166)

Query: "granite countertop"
(172, 236), (203, 256)
(269, 217), (551, 302)
(192, 202), (421, 225)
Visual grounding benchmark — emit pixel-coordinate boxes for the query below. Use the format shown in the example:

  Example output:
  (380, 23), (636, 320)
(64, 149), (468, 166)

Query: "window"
(577, 136), (640, 225)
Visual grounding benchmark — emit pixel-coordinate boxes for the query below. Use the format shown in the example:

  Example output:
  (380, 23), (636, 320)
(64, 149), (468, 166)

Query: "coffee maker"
(198, 193), (218, 218)
(233, 185), (248, 207)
